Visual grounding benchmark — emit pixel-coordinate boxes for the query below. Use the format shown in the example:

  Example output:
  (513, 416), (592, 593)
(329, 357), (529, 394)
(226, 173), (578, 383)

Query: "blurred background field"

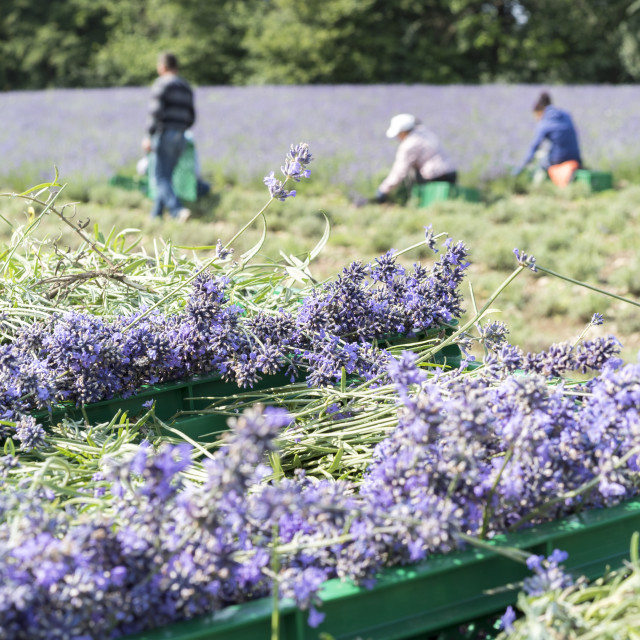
(2, 84), (640, 190)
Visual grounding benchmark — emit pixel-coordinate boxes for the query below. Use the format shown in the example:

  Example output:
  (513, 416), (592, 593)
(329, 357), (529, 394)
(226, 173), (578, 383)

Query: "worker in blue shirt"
(512, 92), (582, 179)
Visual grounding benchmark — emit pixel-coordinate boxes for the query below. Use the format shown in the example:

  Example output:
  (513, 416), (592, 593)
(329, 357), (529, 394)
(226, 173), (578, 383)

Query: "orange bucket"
(548, 160), (580, 187)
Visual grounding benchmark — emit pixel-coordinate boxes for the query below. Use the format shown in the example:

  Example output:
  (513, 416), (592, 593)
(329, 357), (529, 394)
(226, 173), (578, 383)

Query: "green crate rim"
(123, 498), (640, 639)
(34, 324), (460, 427)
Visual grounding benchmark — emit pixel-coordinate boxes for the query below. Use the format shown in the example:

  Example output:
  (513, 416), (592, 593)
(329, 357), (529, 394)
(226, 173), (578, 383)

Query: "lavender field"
(2, 84), (640, 188)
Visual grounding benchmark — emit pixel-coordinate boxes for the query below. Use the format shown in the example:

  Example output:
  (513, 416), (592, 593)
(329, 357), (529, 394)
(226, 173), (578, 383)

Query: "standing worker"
(142, 52), (195, 221)
(375, 113), (457, 203)
(512, 92), (582, 187)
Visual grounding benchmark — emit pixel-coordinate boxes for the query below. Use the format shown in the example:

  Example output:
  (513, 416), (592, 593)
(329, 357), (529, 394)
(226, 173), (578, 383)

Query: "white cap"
(385, 113), (416, 138)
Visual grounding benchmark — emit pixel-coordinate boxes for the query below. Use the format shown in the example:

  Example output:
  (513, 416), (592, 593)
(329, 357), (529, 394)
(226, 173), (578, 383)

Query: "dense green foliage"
(2, 0), (639, 90)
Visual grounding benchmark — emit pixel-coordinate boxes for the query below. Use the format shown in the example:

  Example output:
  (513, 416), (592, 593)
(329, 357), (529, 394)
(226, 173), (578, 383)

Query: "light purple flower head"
(499, 605), (516, 632)
(15, 416), (46, 452)
(513, 248), (537, 272)
(264, 171), (296, 201)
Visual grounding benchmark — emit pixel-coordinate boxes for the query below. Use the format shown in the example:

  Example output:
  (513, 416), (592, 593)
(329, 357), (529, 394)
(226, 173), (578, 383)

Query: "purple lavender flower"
(479, 320), (510, 350)
(499, 605), (516, 632)
(307, 606), (325, 628)
(279, 566), (327, 625)
(215, 239), (234, 260)
(281, 143), (313, 182)
(523, 550), (573, 596)
(423, 225), (439, 253)
(524, 341), (576, 378)
(388, 351), (428, 391)
(485, 336), (621, 382)
(15, 416), (46, 452)
(263, 171), (296, 200)
(265, 143), (312, 200)
(573, 336), (622, 373)
(92, 472), (107, 498)
(0, 453), (20, 481)
(295, 239), (469, 356)
(513, 248), (537, 272)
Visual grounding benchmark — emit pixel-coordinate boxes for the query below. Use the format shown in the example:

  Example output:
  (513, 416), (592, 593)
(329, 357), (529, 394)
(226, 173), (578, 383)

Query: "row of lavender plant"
(1, 338), (638, 638)
(2, 85), (639, 187)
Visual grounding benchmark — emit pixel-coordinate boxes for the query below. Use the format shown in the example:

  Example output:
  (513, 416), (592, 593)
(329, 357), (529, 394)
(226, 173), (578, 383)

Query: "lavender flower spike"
(282, 143), (313, 182)
(264, 142), (312, 199)
(522, 549), (573, 596)
(499, 606), (516, 632)
(263, 171), (295, 201)
(423, 225), (439, 253)
(215, 239), (234, 261)
(513, 248), (537, 272)
(15, 416), (46, 452)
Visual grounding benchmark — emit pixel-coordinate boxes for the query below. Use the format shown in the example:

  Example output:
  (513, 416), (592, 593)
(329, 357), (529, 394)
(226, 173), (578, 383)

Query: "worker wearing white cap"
(375, 113), (457, 203)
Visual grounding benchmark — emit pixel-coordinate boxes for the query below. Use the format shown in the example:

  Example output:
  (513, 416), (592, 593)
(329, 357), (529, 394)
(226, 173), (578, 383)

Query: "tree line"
(2, 0), (639, 90)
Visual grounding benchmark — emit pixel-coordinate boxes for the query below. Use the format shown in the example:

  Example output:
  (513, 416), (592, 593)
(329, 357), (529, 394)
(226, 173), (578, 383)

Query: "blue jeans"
(151, 128), (186, 218)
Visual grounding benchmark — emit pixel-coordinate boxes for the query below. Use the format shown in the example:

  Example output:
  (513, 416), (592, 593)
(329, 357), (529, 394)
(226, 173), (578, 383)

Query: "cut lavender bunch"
(2, 345), (640, 639)
(0, 230), (471, 431)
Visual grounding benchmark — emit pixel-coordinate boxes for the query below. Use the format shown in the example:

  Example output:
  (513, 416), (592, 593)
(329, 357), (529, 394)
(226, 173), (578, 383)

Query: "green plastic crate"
(412, 182), (481, 208)
(382, 326), (465, 369)
(108, 174), (149, 194)
(414, 181), (453, 205)
(36, 371), (296, 442)
(36, 326), (463, 440)
(147, 140), (198, 203)
(573, 169), (613, 192)
(123, 498), (640, 640)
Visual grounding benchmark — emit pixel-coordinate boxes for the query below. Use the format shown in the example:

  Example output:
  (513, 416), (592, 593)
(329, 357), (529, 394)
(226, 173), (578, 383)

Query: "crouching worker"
(512, 92), (582, 187)
(374, 113), (457, 203)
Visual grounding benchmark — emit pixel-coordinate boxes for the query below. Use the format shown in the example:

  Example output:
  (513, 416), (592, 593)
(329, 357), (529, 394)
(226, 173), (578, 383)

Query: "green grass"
(2, 174), (640, 362)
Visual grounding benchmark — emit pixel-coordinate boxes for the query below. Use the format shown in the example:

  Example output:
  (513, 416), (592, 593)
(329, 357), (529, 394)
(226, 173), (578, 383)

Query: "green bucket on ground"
(108, 174), (148, 194)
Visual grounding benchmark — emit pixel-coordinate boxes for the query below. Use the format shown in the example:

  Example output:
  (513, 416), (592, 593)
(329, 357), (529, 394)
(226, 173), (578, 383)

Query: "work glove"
(373, 189), (387, 204)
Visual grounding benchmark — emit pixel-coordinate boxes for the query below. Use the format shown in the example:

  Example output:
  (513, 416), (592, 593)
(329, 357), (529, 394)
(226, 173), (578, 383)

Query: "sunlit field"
(3, 84), (640, 639)
(3, 84), (640, 188)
